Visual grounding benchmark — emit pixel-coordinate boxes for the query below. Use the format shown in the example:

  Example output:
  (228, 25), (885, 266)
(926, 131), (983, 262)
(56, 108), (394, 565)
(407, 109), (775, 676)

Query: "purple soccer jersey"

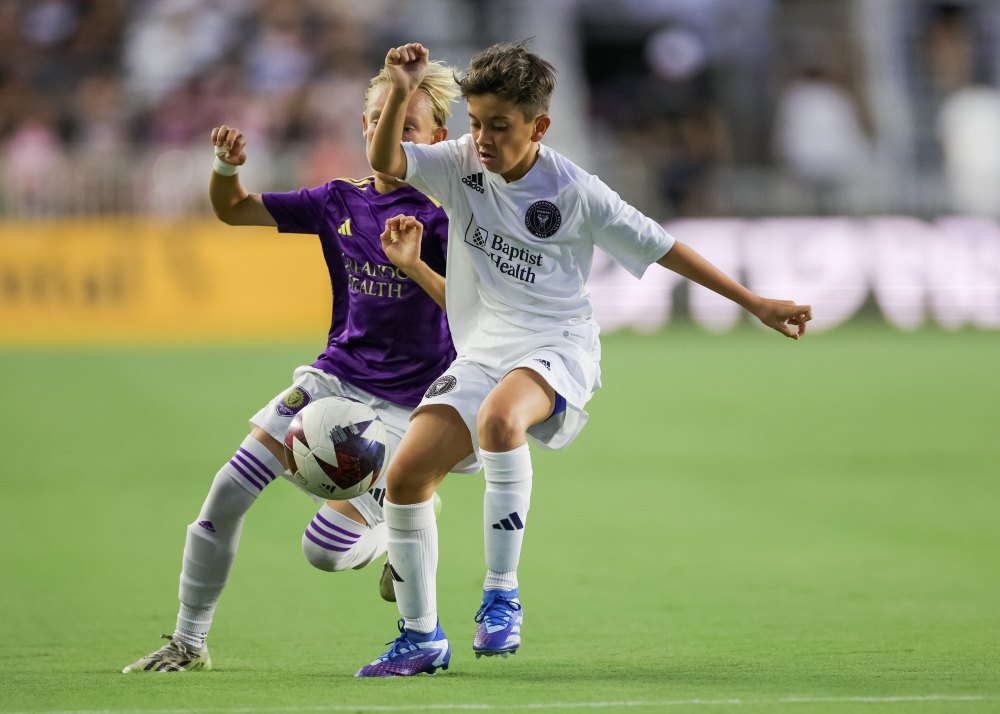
(262, 178), (454, 407)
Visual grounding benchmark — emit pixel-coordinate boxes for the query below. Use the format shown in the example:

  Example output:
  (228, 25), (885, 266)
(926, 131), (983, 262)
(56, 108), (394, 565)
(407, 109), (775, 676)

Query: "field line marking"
(4, 694), (994, 714)
(781, 696), (990, 704)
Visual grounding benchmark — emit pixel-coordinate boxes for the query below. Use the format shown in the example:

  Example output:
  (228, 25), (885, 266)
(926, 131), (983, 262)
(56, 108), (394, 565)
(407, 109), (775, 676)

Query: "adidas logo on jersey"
(491, 511), (525, 531)
(463, 172), (485, 193)
(533, 358), (551, 370)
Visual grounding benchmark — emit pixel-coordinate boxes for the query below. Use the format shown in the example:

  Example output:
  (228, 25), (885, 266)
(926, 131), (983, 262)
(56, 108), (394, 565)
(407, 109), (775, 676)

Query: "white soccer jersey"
(403, 134), (675, 359)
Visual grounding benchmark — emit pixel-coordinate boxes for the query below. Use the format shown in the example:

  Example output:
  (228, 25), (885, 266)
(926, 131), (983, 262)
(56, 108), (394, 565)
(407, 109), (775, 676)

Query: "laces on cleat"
(473, 589), (522, 655)
(381, 620), (414, 657)
(474, 590), (522, 629)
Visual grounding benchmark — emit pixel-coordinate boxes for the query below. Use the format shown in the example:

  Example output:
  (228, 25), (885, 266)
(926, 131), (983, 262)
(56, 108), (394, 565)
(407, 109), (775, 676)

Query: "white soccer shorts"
(416, 345), (598, 459)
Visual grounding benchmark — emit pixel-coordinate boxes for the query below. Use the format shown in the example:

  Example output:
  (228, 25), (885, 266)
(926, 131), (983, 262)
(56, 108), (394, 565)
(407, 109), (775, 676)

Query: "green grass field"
(1, 324), (998, 714)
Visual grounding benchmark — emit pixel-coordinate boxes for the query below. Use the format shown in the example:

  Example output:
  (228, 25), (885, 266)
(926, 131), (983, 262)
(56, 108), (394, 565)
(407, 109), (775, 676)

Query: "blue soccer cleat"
(355, 619), (450, 677)
(473, 588), (522, 658)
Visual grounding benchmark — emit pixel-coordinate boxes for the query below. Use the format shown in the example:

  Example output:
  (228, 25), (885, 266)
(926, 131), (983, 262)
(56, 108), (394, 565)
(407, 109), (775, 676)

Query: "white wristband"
(213, 146), (239, 176)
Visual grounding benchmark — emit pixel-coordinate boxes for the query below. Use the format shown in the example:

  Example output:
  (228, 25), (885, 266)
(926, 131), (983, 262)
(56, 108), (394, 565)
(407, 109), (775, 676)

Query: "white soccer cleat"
(122, 635), (212, 673)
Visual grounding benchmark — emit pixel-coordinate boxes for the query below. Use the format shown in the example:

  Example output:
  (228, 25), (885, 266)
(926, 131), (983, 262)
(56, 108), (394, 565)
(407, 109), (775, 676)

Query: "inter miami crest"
(525, 200), (561, 238)
(425, 374), (457, 398)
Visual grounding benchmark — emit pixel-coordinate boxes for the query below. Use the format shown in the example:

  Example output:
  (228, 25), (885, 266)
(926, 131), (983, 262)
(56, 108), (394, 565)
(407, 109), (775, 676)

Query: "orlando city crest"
(276, 386), (312, 416)
(525, 200), (561, 238)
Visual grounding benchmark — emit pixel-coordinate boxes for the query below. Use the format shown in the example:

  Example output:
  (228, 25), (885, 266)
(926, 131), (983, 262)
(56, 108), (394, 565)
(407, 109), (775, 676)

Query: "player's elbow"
(212, 194), (271, 227)
(211, 204), (238, 225)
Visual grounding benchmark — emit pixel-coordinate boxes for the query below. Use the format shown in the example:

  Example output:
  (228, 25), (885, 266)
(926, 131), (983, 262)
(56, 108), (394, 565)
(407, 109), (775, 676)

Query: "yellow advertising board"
(0, 219), (332, 344)
(6, 216), (999, 343)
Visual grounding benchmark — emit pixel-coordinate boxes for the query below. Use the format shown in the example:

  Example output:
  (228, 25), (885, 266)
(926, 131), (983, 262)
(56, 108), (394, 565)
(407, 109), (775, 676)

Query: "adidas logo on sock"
(491, 512), (524, 531)
(462, 172), (485, 193)
(368, 486), (386, 508)
(197, 520), (216, 532)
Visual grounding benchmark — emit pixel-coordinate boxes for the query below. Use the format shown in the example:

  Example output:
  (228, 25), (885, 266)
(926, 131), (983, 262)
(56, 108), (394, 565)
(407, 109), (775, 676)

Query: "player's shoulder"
(292, 176), (378, 208)
(387, 184), (445, 213)
(409, 134), (473, 158)
(328, 176), (378, 194)
(540, 146), (600, 183)
(534, 145), (608, 200)
(429, 133), (478, 166)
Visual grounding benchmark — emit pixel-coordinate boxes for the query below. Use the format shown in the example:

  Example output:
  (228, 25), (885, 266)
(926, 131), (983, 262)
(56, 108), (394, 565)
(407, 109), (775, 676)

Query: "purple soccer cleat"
(355, 619), (450, 677)
(473, 588), (522, 658)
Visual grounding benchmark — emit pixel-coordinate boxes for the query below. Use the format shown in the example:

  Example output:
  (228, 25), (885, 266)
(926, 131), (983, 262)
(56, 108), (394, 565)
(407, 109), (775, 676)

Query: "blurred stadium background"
(4, 0), (1000, 219)
(1, 0), (999, 342)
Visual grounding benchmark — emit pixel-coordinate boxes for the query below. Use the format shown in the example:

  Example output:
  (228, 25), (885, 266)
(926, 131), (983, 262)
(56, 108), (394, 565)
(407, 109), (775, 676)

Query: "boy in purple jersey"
(122, 61), (475, 674)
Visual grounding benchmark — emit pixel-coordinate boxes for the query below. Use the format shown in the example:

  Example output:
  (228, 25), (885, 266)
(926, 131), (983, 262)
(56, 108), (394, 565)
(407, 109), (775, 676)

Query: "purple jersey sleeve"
(262, 186), (343, 234)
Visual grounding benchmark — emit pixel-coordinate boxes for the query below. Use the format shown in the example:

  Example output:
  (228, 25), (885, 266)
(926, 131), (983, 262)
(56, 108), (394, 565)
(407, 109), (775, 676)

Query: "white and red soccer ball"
(283, 396), (387, 500)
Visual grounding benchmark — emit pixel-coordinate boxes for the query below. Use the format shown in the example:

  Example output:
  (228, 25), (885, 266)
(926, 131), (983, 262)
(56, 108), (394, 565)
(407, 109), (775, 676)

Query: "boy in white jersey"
(355, 40), (812, 677)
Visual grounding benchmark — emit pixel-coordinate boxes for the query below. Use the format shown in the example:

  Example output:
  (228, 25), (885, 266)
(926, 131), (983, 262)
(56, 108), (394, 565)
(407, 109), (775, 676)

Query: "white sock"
(175, 436), (281, 648)
(385, 499), (438, 633)
(301, 503), (387, 572)
(481, 445), (532, 592)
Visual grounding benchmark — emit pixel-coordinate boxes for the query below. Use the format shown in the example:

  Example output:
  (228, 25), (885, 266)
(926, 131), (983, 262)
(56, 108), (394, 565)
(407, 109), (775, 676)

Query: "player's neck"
(501, 143), (541, 183)
(374, 173), (409, 193)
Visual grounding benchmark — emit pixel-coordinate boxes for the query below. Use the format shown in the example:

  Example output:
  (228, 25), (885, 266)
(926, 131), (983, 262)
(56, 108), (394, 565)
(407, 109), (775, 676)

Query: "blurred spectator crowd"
(2, 0), (1000, 219)
(0, 0), (392, 216)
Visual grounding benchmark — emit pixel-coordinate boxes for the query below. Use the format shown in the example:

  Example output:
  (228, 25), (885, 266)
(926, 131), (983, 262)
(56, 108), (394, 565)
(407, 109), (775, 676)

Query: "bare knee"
(385, 459), (445, 504)
(476, 369), (553, 452)
(477, 405), (528, 452)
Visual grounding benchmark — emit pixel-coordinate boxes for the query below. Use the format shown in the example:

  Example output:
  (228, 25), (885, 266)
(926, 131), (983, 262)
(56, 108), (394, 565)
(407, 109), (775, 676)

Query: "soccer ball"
(283, 396), (387, 500)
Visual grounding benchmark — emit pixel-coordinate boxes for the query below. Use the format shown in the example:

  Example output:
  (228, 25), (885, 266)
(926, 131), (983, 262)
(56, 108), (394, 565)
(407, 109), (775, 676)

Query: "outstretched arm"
(380, 215), (445, 310)
(657, 241), (812, 339)
(368, 43), (430, 179)
(209, 125), (276, 227)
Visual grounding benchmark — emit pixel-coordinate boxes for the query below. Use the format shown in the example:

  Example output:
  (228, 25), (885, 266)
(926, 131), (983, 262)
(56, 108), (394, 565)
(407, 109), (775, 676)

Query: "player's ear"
(530, 114), (551, 142)
(432, 125), (448, 143)
(361, 112), (369, 136)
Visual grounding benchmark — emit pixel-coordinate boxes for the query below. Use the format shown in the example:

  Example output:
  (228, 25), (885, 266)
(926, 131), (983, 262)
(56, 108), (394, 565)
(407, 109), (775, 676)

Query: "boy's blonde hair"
(365, 60), (460, 128)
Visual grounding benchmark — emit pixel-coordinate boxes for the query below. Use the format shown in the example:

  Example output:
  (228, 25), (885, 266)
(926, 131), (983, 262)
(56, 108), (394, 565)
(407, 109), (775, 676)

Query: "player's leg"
(297, 395), (435, 598)
(376, 491), (441, 602)
(122, 426), (284, 673)
(355, 405), (473, 677)
(386, 406), (473, 626)
(473, 368), (555, 657)
(301, 497), (386, 573)
(299, 490), (441, 600)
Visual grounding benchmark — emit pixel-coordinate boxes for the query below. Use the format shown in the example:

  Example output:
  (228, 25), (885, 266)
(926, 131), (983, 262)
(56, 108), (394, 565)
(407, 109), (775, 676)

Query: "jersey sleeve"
(585, 176), (676, 278)
(262, 184), (340, 235)
(402, 139), (465, 208)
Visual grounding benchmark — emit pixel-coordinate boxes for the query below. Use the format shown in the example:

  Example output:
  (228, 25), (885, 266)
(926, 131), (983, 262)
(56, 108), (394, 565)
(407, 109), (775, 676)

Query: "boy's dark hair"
(458, 39), (556, 120)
